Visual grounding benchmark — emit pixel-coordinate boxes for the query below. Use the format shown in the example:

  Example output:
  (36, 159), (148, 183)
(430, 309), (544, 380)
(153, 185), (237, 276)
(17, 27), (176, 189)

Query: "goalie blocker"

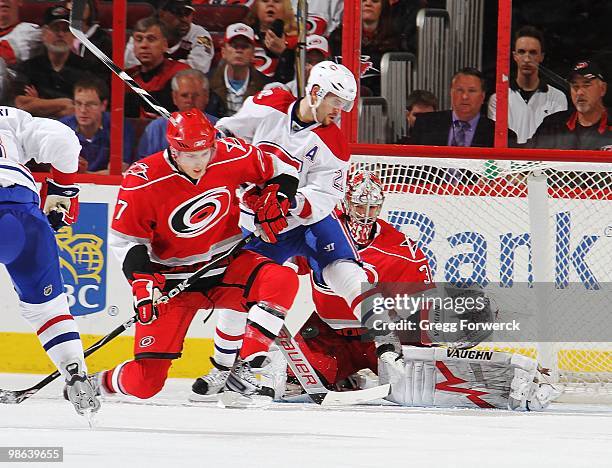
(380, 347), (560, 411)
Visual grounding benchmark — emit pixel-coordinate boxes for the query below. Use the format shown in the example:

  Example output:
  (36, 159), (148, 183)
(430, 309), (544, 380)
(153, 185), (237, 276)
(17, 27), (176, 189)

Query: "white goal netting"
(352, 154), (612, 403)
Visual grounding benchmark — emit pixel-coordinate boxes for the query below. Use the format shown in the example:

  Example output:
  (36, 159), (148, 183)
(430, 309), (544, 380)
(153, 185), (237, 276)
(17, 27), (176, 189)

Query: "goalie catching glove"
(249, 184), (291, 243)
(131, 273), (166, 325)
(40, 178), (80, 231)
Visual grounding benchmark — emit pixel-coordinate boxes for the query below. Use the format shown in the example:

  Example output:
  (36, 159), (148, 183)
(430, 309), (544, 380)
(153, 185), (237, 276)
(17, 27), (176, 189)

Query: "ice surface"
(0, 373), (611, 468)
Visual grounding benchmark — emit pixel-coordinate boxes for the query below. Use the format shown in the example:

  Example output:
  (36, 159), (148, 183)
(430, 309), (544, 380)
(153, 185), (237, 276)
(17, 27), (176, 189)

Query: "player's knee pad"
(19, 293), (71, 329)
(322, 259), (369, 306)
(118, 358), (172, 399)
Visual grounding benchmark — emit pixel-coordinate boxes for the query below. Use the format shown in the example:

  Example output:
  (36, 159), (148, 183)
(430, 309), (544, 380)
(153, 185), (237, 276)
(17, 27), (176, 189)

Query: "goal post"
(351, 149), (612, 403)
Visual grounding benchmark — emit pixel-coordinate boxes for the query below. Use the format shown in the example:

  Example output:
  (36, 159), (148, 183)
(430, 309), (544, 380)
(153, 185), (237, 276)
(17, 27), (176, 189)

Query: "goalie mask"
(344, 171), (384, 245)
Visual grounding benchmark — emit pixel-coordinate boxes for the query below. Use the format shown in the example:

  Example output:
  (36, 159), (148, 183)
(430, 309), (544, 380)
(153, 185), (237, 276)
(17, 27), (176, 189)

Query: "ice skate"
(218, 357), (274, 408)
(61, 359), (101, 417)
(190, 366), (230, 402)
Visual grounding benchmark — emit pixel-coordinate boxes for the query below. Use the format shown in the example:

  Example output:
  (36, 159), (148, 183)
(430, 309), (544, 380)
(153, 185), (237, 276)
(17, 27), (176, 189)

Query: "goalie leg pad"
(382, 347), (559, 410)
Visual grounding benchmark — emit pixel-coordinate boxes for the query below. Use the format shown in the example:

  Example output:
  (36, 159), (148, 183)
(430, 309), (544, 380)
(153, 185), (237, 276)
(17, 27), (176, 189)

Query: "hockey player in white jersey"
(192, 62), (404, 397)
(0, 106), (100, 416)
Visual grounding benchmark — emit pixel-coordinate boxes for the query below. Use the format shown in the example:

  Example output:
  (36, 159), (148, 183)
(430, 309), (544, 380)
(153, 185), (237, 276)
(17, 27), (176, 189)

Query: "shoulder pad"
(122, 152), (171, 188)
(313, 124), (349, 162)
(252, 87), (296, 113)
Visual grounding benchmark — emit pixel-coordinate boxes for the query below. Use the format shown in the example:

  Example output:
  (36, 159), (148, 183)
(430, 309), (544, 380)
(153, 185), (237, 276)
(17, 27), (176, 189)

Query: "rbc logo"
(57, 203), (108, 315)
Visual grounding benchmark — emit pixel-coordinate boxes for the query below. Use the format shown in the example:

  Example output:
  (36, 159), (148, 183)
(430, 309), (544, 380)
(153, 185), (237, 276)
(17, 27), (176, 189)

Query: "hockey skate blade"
(320, 384), (391, 406)
(188, 391), (223, 403)
(217, 391), (272, 409)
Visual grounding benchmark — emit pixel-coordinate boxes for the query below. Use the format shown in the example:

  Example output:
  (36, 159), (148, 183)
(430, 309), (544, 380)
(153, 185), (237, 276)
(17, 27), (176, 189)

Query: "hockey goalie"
(281, 170), (560, 411)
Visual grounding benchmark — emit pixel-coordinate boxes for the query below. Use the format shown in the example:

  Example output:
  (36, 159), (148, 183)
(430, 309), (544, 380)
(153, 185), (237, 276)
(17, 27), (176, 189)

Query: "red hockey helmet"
(166, 108), (216, 152)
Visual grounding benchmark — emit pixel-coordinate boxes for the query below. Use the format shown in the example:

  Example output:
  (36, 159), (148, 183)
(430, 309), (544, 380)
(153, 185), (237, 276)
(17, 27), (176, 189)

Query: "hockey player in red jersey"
(292, 172), (558, 410)
(86, 108), (300, 404)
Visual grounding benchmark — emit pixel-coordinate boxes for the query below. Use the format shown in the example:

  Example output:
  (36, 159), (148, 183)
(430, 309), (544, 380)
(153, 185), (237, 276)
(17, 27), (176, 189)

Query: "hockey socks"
(239, 303), (286, 361)
(20, 294), (88, 377)
(213, 308), (247, 368)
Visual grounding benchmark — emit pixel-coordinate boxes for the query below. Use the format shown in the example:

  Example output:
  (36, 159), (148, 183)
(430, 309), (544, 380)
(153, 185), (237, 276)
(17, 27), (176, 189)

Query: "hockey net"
(351, 153), (612, 404)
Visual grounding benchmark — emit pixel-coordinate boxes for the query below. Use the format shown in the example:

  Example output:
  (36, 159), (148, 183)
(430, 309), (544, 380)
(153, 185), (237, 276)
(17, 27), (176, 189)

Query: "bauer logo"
(56, 203), (108, 315)
(387, 207), (605, 290)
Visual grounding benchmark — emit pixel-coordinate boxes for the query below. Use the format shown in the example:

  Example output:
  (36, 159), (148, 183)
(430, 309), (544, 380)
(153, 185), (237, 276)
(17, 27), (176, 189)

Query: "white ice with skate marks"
(0, 374), (611, 468)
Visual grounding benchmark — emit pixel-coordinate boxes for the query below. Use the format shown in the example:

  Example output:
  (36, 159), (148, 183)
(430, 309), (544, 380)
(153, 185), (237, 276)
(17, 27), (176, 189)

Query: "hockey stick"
(275, 326), (390, 406)
(0, 315), (137, 405)
(69, 0), (174, 122)
(155, 233), (255, 304)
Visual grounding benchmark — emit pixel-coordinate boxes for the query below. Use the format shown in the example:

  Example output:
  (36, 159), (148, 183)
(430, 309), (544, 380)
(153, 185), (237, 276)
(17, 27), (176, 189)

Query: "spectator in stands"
(125, 0), (214, 75)
(124, 16), (191, 119)
(410, 67), (517, 147)
(0, 0), (42, 73)
(14, 6), (91, 118)
(210, 23), (268, 117)
(60, 77), (135, 174)
(329, 0), (401, 96)
(137, 68), (216, 159)
(396, 89), (438, 144)
(245, 0), (298, 83)
(525, 60), (610, 151)
(264, 34), (329, 97)
(488, 26), (567, 144)
(299, 0), (343, 36)
(65, 0), (112, 79)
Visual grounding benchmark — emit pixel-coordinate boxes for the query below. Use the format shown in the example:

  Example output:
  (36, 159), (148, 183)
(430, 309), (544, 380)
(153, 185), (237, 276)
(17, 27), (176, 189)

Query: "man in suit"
(409, 67), (516, 184)
(410, 67), (516, 147)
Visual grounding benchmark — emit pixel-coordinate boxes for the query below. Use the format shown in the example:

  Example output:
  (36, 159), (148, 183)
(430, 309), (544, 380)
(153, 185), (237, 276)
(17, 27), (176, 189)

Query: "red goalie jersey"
(302, 213), (434, 329)
(109, 137), (292, 286)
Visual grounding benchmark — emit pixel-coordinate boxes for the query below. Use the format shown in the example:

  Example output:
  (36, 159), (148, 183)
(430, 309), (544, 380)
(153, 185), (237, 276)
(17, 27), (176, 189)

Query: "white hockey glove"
(376, 343), (405, 384)
(508, 359), (561, 411)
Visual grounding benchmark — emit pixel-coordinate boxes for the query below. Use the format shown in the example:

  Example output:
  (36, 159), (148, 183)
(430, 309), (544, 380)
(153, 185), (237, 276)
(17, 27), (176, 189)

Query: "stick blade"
(69, 0), (86, 34)
(0, 389), (28, 404)
(320, 384), (390, 407)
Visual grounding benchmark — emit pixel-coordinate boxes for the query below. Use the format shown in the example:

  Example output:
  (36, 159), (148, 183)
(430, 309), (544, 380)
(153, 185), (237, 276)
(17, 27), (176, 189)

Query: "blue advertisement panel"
(56, 202), (108, 316)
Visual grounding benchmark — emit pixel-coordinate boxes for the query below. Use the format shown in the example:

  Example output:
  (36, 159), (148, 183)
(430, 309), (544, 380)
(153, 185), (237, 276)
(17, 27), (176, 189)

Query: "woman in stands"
(329, 0), (401, 96)
(245, 0), (298, 83)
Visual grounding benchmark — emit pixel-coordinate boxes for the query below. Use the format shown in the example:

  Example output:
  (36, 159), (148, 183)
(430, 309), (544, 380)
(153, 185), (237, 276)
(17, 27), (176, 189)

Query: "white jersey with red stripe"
(305, 215), (434, 329)
(109, 137), (294, 281)
(0, 22), (42, 69)
(0, 106), (79, 194)
(216, 87), (349, 231)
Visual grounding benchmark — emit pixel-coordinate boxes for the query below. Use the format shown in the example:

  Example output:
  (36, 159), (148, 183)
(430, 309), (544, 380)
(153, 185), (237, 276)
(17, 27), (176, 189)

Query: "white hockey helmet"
(305, 61), (357, 114)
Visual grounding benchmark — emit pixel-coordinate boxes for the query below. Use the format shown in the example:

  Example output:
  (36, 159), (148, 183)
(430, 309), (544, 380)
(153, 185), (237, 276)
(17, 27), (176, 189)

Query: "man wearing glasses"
(60, 77), (135, 173)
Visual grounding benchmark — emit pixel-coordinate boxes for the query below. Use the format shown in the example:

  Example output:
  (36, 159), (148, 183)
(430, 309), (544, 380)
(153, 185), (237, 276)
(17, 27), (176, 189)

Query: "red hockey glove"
(40, 179), (80, 231)
(131, 273), (166, 325)
(252, 184), (290, 243)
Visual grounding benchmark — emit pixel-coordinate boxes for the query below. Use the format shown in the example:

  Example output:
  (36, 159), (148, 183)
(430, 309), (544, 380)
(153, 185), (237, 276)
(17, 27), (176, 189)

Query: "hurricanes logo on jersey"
(169, 187), (231, 238)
